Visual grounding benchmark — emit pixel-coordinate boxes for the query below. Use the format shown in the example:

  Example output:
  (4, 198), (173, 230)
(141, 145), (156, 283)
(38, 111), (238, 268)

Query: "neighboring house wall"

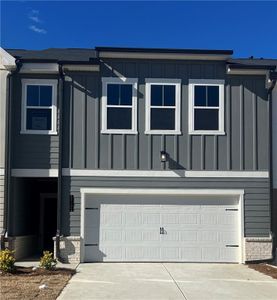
(272, 82), (277, 245)
(62, 60), (269, 171)
(0, 48), (15, 235)
(10, 74), (59, 169)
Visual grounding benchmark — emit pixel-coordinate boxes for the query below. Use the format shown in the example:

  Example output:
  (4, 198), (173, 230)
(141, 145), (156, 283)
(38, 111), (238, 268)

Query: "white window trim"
(101, 77), (138, 134)
(145, 78), (181, 135)
(21, 79), (58, 135)
(188, 79), (225, 135)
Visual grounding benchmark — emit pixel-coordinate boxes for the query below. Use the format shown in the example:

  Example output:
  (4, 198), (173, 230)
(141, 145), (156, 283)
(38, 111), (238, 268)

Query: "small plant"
(39, 251), (57, 270)
(0, 249), (15, 273)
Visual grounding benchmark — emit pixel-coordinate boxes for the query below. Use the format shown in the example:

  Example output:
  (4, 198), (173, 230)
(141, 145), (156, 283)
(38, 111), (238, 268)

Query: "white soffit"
(62, 65), (100, 72)
(20, 63), (59, 74)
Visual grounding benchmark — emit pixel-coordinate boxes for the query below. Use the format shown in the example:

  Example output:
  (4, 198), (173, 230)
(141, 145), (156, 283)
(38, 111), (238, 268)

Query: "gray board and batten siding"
(62, 176), (270, 238)
(11, 74), (59, 169)
(62, 59), (269, 172)
(9, 57), (271, 241)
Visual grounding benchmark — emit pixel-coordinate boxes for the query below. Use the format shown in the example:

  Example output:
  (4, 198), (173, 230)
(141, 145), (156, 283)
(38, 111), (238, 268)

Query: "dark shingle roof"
(95, 46), (233, 55)
(5, 48), (97, 62)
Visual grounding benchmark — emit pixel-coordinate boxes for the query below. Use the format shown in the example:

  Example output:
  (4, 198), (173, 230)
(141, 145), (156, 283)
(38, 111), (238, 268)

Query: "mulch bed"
(248, 263), (277, 280)
(0, 267), (75, 300)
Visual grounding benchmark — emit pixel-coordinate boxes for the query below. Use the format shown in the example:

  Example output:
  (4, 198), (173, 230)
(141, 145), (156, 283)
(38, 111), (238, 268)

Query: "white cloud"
(28, 9), (47, 34)
(29, 25), (47, 34)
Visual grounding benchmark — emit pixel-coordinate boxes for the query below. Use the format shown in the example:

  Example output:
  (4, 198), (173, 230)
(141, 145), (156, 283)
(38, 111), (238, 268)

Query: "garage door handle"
(160, 227), (165, 234)
(226, 245), (239, 247)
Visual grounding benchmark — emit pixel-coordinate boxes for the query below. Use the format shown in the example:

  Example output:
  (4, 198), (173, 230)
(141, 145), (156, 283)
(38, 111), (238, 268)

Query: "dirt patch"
(0, 267), (75, 299)
(248, 263), (277, 280)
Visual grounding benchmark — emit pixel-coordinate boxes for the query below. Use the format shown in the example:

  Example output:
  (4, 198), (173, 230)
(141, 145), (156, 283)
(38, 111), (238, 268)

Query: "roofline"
(227, 63), (276, 71)
(14, 58), (100, 65)
(95, 46), (233, 55)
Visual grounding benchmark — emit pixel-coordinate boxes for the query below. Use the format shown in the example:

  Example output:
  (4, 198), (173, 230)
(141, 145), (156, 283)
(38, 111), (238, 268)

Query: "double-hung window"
(145, 79), (181, 134)
(21, 79), (57, 134)
(188, 79), (225, 135)
(101, 78), (138, 134)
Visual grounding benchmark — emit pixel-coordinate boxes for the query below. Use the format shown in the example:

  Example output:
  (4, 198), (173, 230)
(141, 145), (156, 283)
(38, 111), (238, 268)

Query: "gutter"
(0, 60), (21, 249)
(56, 64), (65, 261)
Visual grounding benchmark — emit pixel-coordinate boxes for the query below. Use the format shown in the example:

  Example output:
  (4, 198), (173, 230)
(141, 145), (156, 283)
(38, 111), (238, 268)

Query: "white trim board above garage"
(63, 169), (268, 178)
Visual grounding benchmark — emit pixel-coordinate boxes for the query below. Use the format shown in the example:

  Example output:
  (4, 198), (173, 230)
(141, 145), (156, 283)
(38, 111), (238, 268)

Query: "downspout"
(268, 77), (276, 261)
(56, 64), (65, 261)
(0, 60), (21, 249)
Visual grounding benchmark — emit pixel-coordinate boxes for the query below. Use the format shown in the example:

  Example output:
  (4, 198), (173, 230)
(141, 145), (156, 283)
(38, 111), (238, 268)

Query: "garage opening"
(82, 190), (242, 263)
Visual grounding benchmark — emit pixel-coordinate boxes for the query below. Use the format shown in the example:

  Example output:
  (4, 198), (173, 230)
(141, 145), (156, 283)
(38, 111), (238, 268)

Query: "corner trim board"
(0, 168), (4, 176)
(11, 169), (58, 177)
(62, 169), (269, 178)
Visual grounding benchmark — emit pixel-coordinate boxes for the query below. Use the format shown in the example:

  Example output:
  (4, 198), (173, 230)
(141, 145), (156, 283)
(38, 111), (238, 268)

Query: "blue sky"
(1, 1), (277, 58)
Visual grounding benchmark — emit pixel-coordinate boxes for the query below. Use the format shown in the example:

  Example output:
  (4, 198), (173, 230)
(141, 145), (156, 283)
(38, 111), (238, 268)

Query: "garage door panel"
(102, 212), (123, 226)
(84, 195), (240, 263)
(101, 230), (123, 242)
(142, 231), (160, 241)
(202, 247), (220, 261)
(125, 212), (142, 225)
(199, 231), (218, 242)
(179, 231), (198, 242)
(161, 247), (179, 260)
(142, 213), (160, 225)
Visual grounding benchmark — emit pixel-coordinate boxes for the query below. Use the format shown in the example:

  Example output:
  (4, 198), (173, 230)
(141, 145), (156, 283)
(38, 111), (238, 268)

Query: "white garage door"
(83, 194), (240, 263)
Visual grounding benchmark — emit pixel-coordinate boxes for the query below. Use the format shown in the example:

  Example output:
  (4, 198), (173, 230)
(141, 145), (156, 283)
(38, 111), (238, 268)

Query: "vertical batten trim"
(214, 136), (218, 170)
(69, 78), (73, 168)
(187, 135), (192, 170)
(122, 135), (126, 169)
(95, 79), (100, 169)
(227, 84), (231, 170)
(83, 76), (87, 169)
(135, 134), (138, 169)
(174, 135), (178, 163)
(253, 88), (257, 170)
(148, 135), (152, 170)
(201, 136), (205, 170)
(108, 135), (113, 169)
(240, 84), (244, 170)
(161, 135), (165, 170)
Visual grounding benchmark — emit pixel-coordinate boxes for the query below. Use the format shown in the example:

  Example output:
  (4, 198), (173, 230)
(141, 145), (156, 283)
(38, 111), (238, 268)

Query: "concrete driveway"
(58, 263), (277, 300)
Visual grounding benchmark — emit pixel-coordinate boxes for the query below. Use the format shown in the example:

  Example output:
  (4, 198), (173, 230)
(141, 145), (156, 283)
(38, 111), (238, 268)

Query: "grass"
(0, 266), (75, 300)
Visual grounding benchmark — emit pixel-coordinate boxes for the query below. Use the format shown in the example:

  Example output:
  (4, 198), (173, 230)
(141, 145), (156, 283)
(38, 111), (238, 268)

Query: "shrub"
(39, 251), (57, 270)
(0, 249), (15, 273)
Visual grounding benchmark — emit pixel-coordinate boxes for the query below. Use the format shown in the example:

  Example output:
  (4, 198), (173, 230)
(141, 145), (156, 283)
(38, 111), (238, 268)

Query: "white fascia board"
(0, 168), (4, 176)
(62, 65), (100, 72)
(80, 187), (245, 196)
(62, 169), (268, 178)
(99, 52), (231, 61)
(63, 169), (183, 177)
(185, 171), (269, 178)
(11, 169), (58, 177)
(0, 47), (16, 69)
(20, 63), (59, 74)
(227, 67), (269, 76)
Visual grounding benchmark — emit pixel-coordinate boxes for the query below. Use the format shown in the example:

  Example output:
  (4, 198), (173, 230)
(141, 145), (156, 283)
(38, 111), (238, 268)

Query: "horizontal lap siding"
(11, 75), (59, 169)
(61, 176), (270, 238)
(64, 60), (268, 172)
